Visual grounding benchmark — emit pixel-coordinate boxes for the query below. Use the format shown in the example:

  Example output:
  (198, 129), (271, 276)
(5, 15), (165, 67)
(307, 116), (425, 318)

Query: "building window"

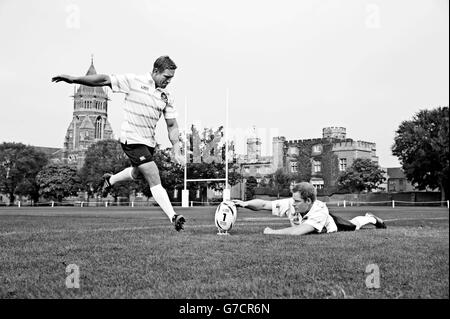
(389, 181), (396, 192)
(311, 180), (324, 189)
(312, 145), (322, 153)
(289, 147), (299, 156)
(290, 162), (298, 172)
(313, 161), (321, 173)
(95, 117), (102, 139)
(339, 158), (347, 171)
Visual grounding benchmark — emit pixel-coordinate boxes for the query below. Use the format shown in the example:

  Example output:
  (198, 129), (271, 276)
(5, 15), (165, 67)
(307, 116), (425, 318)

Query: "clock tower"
(63, 57), (114, 169)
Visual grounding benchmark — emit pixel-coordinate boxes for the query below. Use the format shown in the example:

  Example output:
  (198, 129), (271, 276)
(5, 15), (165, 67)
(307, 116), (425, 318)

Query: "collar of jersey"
(147, 73), (168, 94)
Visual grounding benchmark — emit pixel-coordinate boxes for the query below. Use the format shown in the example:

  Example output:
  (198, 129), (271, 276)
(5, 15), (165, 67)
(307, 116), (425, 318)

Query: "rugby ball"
(215, 200), (238, 232)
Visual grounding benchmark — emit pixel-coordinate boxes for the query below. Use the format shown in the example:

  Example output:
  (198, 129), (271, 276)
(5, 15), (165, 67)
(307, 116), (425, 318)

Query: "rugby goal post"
(181, 90), (231, 207)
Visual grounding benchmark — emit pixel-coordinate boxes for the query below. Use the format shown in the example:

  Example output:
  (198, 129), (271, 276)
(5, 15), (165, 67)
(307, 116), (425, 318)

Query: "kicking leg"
(138, 161), (185, 231)
(110, 167), (140, 184)
(99, 167), (140, 197)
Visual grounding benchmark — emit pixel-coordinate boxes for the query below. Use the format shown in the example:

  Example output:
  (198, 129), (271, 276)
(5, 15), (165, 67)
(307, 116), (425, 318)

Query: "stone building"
(276, 127), (378, 190)
(63, 58), (114, 169)
(385, 167), (415, 192)
(237, 127), (273, 185)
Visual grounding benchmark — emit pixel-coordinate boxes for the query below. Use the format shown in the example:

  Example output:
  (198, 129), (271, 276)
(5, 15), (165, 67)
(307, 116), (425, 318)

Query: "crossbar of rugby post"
(182, 90), (231, 208)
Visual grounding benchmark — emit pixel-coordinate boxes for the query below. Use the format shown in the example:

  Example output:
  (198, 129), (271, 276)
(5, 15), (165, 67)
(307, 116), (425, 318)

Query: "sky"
(0, 0), (448, 168)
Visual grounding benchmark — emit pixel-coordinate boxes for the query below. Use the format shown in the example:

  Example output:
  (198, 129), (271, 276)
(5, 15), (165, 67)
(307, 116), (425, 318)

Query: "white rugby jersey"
(110, 73), (178, 147)
(271, 198), (337, 233)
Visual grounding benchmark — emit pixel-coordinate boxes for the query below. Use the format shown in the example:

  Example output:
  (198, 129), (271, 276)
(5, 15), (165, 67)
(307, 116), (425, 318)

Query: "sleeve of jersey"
(271, 199), (292, 217)
(109, 74), (133, 94)
(301, 204), (328, 233)
(163, 94), (178, 119)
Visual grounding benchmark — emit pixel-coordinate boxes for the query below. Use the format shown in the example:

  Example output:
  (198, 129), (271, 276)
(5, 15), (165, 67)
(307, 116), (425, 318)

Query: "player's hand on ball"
(51, 75), (74, 84)
(232, 200), (247, 208)
(263, 227), (273, 235)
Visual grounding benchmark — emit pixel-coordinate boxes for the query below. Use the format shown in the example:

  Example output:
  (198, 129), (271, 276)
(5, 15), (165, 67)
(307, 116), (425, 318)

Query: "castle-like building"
(239, 127), (378, 192)
(63, 58), (114, 168)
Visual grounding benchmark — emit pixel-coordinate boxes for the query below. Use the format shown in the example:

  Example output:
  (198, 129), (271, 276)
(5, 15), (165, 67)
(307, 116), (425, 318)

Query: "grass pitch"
(0, 205), (448, 299)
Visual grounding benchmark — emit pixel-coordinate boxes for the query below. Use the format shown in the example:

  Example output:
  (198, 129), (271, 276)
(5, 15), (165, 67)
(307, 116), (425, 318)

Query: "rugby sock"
(150, 184), (176, 221)
(349, 216), (377, 230)
(109, 167), (134, 185)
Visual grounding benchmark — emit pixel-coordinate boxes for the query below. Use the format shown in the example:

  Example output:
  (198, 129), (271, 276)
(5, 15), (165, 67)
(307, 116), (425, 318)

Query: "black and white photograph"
(0, 0), (448, 310)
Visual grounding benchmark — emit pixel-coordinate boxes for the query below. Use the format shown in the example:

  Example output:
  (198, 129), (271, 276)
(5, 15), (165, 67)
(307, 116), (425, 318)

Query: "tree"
(269, 168), (294, 199)
(228, 163), (243, 188)
(337, 158), (385, 193)
(245, 176), (258, 200)
(392, 106), (449, 201)
(139, 147), (184, 200)
(0, 142), (48, 205)
(36, 164), (81, 202)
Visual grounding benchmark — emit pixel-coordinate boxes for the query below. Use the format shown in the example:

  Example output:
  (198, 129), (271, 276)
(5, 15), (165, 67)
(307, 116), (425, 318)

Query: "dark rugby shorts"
(121, 143), (155, 167)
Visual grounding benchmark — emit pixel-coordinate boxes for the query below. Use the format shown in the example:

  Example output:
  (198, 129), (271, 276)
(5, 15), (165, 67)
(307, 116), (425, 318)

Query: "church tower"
(63, 57), (114, 169)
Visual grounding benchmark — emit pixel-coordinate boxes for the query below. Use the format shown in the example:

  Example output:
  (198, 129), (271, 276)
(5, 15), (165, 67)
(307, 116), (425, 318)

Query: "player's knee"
(131, 167), (140, 179)
(138, 161), (161, 186)
(148, 179), (161, 188)
(145, 174), (161, 188)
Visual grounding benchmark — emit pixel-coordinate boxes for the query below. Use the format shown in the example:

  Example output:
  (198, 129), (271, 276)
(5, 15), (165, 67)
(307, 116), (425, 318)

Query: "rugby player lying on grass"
(233, 182), (386, 236)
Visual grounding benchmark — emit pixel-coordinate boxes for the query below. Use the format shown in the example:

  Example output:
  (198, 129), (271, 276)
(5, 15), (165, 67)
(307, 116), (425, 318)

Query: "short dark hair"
(292, 182), (317, 203)
(153, 56), (177, 73)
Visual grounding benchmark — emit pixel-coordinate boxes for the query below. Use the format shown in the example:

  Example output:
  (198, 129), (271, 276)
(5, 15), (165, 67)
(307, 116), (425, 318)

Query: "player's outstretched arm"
(233, 199), (272, 211)
(52, 74), (112, 88)
(263, 223), (316, 236)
